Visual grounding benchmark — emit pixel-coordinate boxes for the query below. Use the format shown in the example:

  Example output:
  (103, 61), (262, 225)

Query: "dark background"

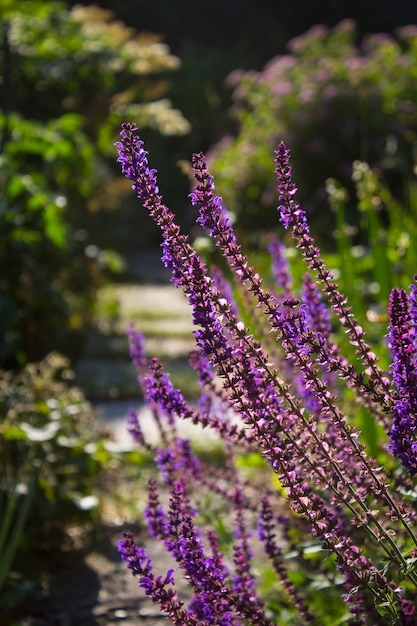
(73, 0), (417, 69)
(70, 0), (417, 196)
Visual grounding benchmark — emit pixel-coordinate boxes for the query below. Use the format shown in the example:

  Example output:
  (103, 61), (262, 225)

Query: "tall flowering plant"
(116, 122), (417, 625)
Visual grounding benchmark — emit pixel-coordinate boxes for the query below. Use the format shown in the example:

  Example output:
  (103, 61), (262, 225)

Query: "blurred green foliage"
(1, 1), (189, 135)
(0, 110), (98, 367)
(327, 160), (417, 315)
(0, 0), (190, 368)
(208, 20), (417, 241)
(0, 352), (105, 607)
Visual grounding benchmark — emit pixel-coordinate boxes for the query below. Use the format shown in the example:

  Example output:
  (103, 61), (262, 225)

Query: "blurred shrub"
(208, 20), (417, 240)
(1, 1), (190, 139)
(0, 352), (105, 605)
(0, 112), (98, 366)
(0, 0), (190, 367)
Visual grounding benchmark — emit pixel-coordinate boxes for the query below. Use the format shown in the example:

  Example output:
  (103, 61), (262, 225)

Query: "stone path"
(75, 249), (218, 447)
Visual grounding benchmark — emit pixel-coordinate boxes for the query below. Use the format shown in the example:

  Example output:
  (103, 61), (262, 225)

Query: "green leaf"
(7, 176), (25, 200)
(10, 227), (41, 243)
(44, 203), (66, 249)
(2, 426), (28, 441)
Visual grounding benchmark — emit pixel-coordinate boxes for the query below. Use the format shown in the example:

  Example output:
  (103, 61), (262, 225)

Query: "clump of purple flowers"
(116, 123), (417, 625)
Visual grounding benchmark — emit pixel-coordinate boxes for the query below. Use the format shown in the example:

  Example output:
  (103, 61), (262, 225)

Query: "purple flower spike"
(259, 496), (316, 624)
(115, 123), (159, 201)
(301, 273), (332, 338)
(409, 276), (417, 356)
(116, 123), (417, 624)
(126, 406), (146, 446)
(118, 531), (199, 625)
(127, 325), (147, 371)
(118, 531), (153, 578)
(387, 287), (417, 474)
(274, 140), (391, 404)
(275, 141), (309, 236)
(144, 477), (170, 540)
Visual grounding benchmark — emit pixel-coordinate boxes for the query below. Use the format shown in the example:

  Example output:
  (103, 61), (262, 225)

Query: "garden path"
(75, 248), (207, 447)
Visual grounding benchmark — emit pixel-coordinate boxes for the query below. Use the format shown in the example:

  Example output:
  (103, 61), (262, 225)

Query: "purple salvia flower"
(409, 276), (417, 357)
(189, 349), (235, 420)
(133, 174), (408, 591)
(127, 324), (147, 371)
(258, 496), (317, 624)
(205, 530), (232, 584)
(166, 481), (236, 624)
(144, 477), (170, 540)
(301, 271), (336, 391)
(232, 490), (255, 595)
(182, 256), (233, 361)
(155, 447), (178, 486)
(188, 349), (222, 417)
(144, 359), (184, 425)
(341, 570), (389, 626)
(188, 530), (240, 625)
(274, 141), (391, 405)
(155, 438), (201, 487)
(189, 160), (236, 243)
(117, 129), (233, 370)
(398, 598), (416, 626)
(301, 272), (332, 339)
(387, 288), (417, 475)
(175, 438), (201, 475)
(143, 355), (256, 446)
(275, 142), (308, 234)
(127, 325), (173, 445)
(115, 123), (198, 296)
(190, 152), (269, 303)
(118, 531), (153, 578)
(299, 275), (390, 428)
(117, 125), (417, 618)
(115, 124), (159, 202)
(189, 349), (215, 390)
(126, 406), (147, 447)
(388, 288), (417, 401)
(230, 489), (273, 625)
(118, 531), (199, 626)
